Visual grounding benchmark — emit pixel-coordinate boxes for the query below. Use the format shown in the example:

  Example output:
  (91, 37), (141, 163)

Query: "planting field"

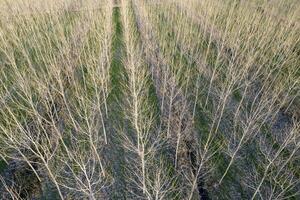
(0, 0), (299, 199)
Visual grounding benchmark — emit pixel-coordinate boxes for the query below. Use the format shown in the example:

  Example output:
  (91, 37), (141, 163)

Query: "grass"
(108, 5), (127, 199)
(0, 160), (7, 174)
(0, 0), (299, 199)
